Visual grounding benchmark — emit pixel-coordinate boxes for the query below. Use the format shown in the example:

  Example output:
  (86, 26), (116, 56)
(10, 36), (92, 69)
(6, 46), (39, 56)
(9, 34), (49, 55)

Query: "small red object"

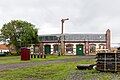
(21, 48), (30, 60)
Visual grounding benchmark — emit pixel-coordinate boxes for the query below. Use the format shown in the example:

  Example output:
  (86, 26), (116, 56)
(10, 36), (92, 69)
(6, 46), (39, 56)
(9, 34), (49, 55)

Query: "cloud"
(0, 0), (120, 43)
(39, 23), (60, 35)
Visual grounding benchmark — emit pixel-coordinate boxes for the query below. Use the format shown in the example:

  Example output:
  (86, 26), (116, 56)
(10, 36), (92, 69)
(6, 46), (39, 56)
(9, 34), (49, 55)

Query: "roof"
(39, 34), (106, 42)
(0, 44), (9, 50)
(65, 34), (106, 41)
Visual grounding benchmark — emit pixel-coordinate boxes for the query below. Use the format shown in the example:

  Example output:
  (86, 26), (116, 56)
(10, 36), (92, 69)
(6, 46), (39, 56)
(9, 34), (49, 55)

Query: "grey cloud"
(0, 0), (120, 43)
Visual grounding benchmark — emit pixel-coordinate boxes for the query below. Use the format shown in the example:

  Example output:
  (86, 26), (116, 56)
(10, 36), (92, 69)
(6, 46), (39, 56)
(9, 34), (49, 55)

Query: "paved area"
(0, 56), (95, 71)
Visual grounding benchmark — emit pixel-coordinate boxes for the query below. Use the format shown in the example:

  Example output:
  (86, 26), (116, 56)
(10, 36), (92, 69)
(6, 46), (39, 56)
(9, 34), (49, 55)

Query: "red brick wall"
(40, 43), (43, 53)
(106, 29), (111, 50)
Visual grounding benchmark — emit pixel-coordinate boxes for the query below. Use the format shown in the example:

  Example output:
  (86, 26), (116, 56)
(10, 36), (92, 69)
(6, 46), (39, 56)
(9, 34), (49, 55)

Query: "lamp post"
(61, 18), (69, 55)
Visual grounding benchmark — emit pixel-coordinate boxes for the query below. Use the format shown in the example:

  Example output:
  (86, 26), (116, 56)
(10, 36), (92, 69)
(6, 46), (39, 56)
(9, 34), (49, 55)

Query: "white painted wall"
(42, 42), (107, 55)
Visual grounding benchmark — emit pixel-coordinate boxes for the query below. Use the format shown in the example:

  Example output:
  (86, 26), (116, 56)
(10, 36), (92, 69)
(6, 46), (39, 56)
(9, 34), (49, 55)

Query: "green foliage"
(0, 20), (39, 54)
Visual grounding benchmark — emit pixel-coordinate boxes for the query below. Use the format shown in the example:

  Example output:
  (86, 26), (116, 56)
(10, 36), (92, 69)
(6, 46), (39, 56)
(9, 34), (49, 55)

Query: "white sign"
(79, 48), (81, 50)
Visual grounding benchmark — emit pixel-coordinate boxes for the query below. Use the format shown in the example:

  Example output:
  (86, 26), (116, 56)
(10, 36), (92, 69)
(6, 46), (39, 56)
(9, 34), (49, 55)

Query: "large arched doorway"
(76, 44), (84, 55)
(44, 45), (51, 54)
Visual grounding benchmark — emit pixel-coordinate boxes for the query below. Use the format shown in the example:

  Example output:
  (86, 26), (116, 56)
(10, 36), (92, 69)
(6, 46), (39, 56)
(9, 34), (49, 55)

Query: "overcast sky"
(0, 0), (120, 44)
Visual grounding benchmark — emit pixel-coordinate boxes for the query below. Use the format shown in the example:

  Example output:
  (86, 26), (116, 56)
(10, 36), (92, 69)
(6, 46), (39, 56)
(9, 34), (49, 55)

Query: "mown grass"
(0, 55), (79, 64)
(0, 56), (20, 60)
(0, 59), (120, 80)
(0, 59), (96, 80)
(1, 56), (120, 80)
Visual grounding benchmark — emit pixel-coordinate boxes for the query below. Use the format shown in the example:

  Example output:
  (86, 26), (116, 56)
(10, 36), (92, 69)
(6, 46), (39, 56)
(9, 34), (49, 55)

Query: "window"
(53, 44), (60, 53)
(34, 45), (40, 53)
(66, 44), (73, 54)
(89, 44), (96, 53)
(99, 44), (106, 49)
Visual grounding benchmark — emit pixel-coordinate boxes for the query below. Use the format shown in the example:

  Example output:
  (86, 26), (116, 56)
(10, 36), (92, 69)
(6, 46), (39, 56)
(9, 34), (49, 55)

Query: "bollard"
(31, 54), (33, 58)
(58, 52), (60, 56)
(44, 54), (46, 58)
(40, 54), (43, 58)
(34, 54), (36, 58)
(37, 55), (39, 58)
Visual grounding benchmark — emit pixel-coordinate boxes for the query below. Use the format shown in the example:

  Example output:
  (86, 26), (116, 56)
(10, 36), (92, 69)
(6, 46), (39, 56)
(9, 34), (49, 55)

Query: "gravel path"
(0, 56), (95, 71)
(66, 70), (120, 80)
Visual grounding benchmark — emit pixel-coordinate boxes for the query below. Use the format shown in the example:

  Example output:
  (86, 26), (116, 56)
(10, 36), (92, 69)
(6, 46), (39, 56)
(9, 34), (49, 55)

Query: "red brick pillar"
(106, 29), (111, 50)
(85, 41), (89, 55)
(40, 43), (43, 54)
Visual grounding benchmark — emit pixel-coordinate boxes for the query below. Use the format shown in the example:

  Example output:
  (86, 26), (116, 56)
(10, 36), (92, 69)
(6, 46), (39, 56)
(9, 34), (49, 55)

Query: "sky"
(0, 0), (120, 44)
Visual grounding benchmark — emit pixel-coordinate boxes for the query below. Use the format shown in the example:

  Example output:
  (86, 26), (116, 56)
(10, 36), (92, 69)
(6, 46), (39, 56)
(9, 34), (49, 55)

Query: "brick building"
(31, 29), (110, 55)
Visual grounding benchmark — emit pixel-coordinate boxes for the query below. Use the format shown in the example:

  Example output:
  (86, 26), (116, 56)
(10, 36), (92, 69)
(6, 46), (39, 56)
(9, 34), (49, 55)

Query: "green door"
(76, 45), (84, 55)
(45, 45), (51, 54)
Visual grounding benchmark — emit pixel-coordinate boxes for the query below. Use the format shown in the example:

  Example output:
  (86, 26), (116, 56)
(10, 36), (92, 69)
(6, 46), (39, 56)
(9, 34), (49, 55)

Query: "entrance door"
(44, 45), (51, 54)
(76, 44), (84, 55)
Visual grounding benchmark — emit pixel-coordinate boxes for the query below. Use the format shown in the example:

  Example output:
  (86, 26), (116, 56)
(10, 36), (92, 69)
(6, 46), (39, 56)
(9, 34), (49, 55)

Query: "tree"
(0, 20), (39, 55)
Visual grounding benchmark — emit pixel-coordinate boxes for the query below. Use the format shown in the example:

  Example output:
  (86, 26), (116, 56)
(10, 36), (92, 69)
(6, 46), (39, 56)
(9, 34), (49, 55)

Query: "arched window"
(34, 45), (40, 53)
(99, 44), (106, 49)
(89, 44), (96, 53)
(66, 44), (73, 54)
(53, 44), (60, 53)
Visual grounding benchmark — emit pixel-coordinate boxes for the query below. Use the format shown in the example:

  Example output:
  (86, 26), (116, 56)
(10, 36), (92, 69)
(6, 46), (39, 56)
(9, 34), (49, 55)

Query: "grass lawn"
(1, 59), (120, 80)
(0, 55), (80, 64)
(1, 56), (119, 80)
(0, 59), (120, 80)
(0, 56), (20, 60)
(0, 59), (96, 80)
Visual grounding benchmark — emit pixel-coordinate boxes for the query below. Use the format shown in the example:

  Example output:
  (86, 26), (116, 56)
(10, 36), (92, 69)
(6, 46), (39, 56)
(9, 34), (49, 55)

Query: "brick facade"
(31, 29), (111, 55)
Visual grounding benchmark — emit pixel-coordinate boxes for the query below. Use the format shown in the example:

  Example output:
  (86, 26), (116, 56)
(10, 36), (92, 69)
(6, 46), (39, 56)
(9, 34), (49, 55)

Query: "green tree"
(0, 20), (39, 55)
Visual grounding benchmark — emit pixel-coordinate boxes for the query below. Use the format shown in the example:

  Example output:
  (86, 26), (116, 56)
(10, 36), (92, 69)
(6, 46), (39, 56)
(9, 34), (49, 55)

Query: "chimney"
(106, 29), (111, 50)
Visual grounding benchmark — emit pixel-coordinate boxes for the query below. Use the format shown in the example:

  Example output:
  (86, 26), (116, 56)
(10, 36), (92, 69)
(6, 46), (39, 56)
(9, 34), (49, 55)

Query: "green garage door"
(45, 45), (51, 54)
(76, 45), (84, 55)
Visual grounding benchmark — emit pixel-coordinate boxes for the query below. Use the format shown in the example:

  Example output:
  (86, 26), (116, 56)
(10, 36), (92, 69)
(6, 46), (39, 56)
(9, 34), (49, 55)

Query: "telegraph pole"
(61, 18), (69, 55)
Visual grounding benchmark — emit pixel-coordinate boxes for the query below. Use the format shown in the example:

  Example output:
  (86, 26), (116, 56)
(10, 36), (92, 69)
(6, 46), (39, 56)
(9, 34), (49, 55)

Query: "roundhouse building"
(32, 29), (110, 55)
